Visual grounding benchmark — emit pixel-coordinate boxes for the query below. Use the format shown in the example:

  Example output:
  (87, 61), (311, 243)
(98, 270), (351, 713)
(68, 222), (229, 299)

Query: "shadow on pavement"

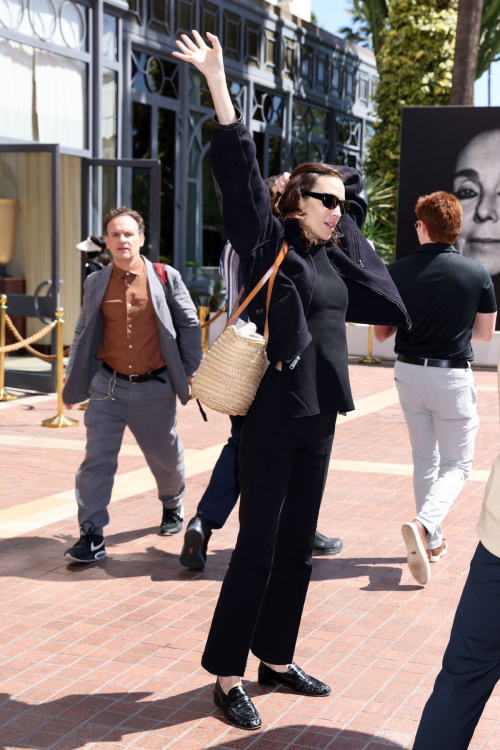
(0, 531), (415, 590)
(0, 688), (408, 749)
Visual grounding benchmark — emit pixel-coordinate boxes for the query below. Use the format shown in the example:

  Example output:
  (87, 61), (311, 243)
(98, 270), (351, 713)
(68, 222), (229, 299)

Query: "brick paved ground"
(0, 361), (499, 750)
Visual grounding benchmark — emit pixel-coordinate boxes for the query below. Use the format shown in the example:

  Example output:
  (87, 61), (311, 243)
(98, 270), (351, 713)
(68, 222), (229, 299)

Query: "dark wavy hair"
(271, 162), (343, 246)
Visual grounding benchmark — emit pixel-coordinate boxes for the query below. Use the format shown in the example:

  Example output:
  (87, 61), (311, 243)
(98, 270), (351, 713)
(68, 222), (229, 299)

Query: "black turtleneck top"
(279, 244), (354, 418)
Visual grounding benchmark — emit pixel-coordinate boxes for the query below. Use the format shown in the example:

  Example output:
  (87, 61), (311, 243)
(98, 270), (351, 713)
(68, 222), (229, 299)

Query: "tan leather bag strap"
(226, 286), (245, 326)
(224, 242), (289, 335)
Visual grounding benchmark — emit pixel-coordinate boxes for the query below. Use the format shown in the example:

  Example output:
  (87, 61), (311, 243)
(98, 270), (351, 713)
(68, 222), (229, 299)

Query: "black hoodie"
(329, 166), (411, 329)
(210, 112), (410, 366)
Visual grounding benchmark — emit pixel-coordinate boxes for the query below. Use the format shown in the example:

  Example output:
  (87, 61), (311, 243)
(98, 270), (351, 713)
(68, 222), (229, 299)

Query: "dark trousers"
(196, 415), (245, 529)
(201, 369), (337, 676)
(414, 542), (500, 750)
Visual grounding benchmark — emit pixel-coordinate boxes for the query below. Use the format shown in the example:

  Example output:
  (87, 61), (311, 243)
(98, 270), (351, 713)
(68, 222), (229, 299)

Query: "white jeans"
(395, 360), (479, 550)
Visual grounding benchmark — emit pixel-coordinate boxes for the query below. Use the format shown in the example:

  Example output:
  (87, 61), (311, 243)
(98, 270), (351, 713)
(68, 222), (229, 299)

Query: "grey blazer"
(63, 257), (202, 406)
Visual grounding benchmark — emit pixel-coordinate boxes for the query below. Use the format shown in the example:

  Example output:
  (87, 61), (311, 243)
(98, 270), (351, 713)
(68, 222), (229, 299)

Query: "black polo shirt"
(389, 243), (497, 361)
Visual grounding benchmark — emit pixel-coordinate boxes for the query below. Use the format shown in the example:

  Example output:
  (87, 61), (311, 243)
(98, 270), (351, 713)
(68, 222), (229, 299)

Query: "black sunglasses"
(303, 192), (351, 214)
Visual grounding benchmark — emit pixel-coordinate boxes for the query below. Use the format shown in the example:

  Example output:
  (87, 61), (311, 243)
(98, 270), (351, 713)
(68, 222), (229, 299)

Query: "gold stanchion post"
(0, 294), (17, 401)
(42, 307), (78, 428)
(359, 324), (381, 364)
(197, 305), (210, 353)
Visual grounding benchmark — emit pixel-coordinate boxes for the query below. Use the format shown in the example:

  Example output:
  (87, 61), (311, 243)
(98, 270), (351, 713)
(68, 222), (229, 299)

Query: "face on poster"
(397, 107), (500, 324)
(453, 130), (500, 275)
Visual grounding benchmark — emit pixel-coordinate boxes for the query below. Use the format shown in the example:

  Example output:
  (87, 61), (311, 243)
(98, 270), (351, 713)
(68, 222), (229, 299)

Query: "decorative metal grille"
(0, 0), (88, 50)
(335, 115), (361, 150)
(291, 102), (329, 166)
(252, 89), (284, 127)
(132, 49), (179, 98)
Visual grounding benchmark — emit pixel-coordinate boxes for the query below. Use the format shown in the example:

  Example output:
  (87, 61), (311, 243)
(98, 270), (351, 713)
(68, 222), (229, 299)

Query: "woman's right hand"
(172, 30), (224, 80)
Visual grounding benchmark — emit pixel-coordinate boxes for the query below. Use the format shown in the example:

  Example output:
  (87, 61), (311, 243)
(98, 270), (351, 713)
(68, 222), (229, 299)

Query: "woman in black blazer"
(174, 30), (409, 731)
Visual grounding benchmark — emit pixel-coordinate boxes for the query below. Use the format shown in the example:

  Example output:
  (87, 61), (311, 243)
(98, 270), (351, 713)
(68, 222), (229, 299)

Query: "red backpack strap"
(153, 262), (167, 286)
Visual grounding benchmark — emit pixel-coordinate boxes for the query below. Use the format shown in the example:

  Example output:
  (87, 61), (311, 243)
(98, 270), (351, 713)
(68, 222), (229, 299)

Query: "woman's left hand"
(172, 30), (224, 79)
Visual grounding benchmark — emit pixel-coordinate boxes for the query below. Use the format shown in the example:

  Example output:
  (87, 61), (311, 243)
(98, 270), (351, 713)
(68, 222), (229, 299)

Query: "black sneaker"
(179, 515), (213, 570)
(313, 531), (343, 556)
(160, 507), (183, 536)
(65, 523), (106, 563)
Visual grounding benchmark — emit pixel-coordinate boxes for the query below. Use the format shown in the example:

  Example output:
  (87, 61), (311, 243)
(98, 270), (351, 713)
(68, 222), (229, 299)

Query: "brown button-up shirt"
(96, 260), (166, 375)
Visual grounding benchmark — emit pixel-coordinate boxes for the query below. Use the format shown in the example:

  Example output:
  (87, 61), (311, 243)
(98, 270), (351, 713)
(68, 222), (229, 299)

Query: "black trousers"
(201, 369), (337, 677)
(414, 542), (500, 749)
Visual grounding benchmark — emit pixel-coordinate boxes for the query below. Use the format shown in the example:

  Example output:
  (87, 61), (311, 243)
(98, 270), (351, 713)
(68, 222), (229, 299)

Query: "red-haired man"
(375, 191), (497, 586)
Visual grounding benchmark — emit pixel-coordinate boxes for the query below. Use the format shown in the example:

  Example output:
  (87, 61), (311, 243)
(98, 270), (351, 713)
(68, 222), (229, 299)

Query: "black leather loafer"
(258, 662), (331, 696)
(314, 531), (343, 555)
(179, 515), (212, 570)
(213, 679), (262, 730)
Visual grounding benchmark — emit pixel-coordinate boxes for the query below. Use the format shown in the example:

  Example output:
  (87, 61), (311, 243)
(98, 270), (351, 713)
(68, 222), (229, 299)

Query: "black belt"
(398, 355), (470, 369)
(103, 362), (167, 383)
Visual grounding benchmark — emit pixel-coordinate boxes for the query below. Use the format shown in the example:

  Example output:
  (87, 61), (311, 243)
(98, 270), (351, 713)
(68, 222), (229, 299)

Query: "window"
(358, 75), (369, 103)
(291, 103), (329, 167)
(223, 10), (241, 61)
(245, 19), (261, 68)
(176, 0), (194, 34)
(265, 31), (277, 71)
(316, 55), (327, 91)
(102, 69), (117, 157)
(301, 46), (313, 86)
(103, 14), (117, 60)
(148, 0), (170, 34)
(0, 39), (88, 149)
(283, 38), (295, 78)
(201, 0), (219, 36)
(132, 50), (179, 99)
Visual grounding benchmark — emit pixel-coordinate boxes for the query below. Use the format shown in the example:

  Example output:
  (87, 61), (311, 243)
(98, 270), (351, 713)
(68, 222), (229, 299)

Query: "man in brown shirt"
(63, 207), (202, 563)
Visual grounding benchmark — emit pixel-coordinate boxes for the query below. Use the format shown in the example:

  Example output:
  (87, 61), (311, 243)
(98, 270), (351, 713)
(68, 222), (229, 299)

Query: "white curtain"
(0, 40), (34, 142)
(34, 49), (86, 150)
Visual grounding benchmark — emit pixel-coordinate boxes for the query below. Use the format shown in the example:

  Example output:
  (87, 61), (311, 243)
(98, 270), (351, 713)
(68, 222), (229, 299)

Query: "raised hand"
(172, 30), (224, 79)
(272, 173), (291, 197)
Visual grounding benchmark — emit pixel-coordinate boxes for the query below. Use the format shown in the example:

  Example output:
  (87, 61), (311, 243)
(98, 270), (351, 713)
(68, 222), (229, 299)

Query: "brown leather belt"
(398, 355), (470, 369)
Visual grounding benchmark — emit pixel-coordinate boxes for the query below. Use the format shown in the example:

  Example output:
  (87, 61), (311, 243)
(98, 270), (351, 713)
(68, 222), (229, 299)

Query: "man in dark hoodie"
(179, 166), (410, 570)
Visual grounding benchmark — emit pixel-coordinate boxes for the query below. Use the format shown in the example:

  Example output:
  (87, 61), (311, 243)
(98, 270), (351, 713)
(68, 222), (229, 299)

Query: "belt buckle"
(129, 374), (138, 383)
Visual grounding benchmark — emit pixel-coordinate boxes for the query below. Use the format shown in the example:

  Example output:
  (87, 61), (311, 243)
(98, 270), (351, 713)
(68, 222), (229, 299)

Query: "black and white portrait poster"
(397, 106), (500, 327)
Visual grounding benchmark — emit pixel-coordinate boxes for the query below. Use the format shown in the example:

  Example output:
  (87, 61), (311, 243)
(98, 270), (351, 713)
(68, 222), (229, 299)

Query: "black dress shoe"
(179, 515), (213, 569)
(213, 679), (262, 730)
(313, 530), (343, 555)
(258, 662), (331, 696)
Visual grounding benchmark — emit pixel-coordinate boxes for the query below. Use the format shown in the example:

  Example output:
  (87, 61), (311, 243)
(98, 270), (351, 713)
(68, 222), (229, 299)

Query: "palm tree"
(450, 0), (485, 104)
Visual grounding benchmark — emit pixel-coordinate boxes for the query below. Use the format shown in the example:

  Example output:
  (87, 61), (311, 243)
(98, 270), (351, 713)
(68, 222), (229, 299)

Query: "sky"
(311, 0), (500, 106)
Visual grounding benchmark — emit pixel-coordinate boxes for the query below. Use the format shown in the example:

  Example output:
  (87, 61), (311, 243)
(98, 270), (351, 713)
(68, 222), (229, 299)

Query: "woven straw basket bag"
(192, 242), (289, 416)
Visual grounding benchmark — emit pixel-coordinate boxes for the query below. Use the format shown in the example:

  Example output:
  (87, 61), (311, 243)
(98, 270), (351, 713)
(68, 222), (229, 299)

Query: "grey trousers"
(75, 367), (185, 534)
(395, 360), (479, 549)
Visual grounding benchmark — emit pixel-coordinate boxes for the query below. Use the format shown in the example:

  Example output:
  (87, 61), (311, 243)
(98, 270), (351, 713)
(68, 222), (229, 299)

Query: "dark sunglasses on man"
(303, 192), (351, 214)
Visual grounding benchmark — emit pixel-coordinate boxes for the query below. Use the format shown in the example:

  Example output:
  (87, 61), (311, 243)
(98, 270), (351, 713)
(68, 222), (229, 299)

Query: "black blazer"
(211, 111), (410, 366)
